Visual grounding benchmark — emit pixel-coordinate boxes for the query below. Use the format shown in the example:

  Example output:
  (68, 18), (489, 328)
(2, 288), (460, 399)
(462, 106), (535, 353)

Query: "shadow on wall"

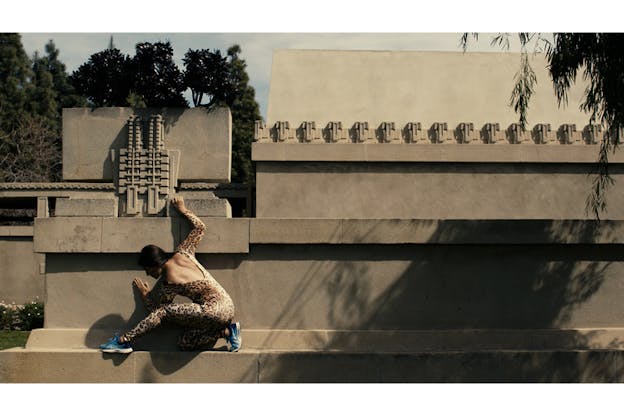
(249, 219), (623, 381)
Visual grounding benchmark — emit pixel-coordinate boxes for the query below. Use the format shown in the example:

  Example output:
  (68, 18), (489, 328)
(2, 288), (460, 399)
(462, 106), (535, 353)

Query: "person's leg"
(178, 328), (223, 351)
(119, 303), (207, 343)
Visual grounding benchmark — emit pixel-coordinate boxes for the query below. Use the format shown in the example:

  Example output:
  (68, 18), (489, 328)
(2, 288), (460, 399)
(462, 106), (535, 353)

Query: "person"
(99, 196), (241, 353)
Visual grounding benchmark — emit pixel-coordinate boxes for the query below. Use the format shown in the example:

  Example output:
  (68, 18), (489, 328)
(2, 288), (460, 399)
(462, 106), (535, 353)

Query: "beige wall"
(42, 241), (624, 332)
(62, 107), (231, 182)
(0, 236), (44, 304)
(255, 162), (624, 219)
(267, 50), (589, 128)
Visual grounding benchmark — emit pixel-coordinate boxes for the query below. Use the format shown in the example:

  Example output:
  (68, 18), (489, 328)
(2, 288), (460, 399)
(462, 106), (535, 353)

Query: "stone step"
(1, 348), (623, 382)
(25, 328), (624, 352)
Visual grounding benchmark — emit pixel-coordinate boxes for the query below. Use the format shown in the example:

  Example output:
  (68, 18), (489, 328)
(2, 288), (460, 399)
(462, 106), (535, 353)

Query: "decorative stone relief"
(403, 122), (422, 143)
(506, 123), (527, 144)
(481, 123), (500, 144)
(254, 121), (269, 142)
(116, 115), (179, 216)
(557, 124), (578, 144)
(255, 121), (608, 146)
(455, 122), (474, 144)
(350, 122), (370, 143)
(323, 121), (346, 143)
(428, 122), (449, 143)
(377, 122), (399, 143)
(531, 124), (551, 144)
(297, 121), (319, 143)
(270, 121), (293, 142)
(582, 124), (602, 144)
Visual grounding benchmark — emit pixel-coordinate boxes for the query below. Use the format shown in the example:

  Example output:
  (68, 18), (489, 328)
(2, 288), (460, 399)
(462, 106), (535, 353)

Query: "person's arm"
(171, 196), (206, 256)
(133, 278), (174, 312)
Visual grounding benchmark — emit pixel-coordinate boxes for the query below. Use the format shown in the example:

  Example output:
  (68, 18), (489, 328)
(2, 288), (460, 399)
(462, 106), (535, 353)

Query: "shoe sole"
(101, 348), (133, 354)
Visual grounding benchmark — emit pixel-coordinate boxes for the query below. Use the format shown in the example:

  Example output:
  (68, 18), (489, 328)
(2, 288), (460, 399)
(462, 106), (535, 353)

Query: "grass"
(0, 330), (30, 350)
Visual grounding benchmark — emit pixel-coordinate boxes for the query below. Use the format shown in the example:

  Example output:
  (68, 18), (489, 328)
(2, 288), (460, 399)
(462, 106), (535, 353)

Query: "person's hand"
(170, 195), (186, 212)
(133, 278), (150, 298)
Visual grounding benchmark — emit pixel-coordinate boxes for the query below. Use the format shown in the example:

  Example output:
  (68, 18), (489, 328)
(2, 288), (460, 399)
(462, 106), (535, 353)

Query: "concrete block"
(191, 218), (249, 253)
(63, 107), (231, 182)
(0, 350), (134, 383)
(259, 352), (380, 382)
(37, 196), (49, 218)
(0, 238), (43, 303)
(0, 226), (33, 237)
(253, 143), (624, 163)
(101, 218), (177, 252)
(250, 219), (342, 244)
(378, 351), (620, 382)
(134, 351), (258, 383)
(34, 217), (102, 253)
(340, 219), (437, 244)
(55, 198), (116, 217)
(255, 162), (624, 219)
(170, 198), (232, 218)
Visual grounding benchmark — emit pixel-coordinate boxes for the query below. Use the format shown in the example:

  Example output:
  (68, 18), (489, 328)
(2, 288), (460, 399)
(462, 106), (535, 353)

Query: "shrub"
(17, 301), (44, 331)
(0, 300), (44, 331)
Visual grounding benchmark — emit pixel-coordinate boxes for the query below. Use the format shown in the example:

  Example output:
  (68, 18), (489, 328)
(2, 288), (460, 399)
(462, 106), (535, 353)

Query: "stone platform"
(4, 329), (624, 382)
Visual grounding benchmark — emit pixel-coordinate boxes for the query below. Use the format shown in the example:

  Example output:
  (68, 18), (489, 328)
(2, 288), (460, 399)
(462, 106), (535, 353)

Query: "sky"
(10, 0), (588, 120)
(19, 33), (531, 119)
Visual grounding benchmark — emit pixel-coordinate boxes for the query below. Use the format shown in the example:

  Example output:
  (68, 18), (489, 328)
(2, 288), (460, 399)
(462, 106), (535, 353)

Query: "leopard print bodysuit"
(121, 207), (235, 351)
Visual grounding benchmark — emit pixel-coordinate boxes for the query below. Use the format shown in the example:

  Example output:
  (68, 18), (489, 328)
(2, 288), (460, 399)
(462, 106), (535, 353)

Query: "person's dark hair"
(138, 245), (171, 268)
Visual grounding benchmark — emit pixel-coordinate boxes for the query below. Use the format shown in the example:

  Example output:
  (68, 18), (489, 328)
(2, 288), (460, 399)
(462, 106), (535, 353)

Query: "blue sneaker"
(226, 322), (241, 352)
(99, 334), (133, 354)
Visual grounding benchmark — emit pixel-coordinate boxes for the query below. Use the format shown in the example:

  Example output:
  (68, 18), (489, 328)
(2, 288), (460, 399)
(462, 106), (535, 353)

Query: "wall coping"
(30, 218), (624, 253)
(252, 143), (624, 163)
(0, 226), (34, 237)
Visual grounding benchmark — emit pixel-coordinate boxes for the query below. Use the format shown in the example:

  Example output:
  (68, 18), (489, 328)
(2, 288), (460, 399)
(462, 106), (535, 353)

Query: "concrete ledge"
(2, 348), (622, 382)
(25, 328), (624, 352)
(250, 219), (624, 245)
(0, 226), (33, 237)
(34, 217), (249, 253)
(32, 218), (624, 252)
(55, 198), (117, 217)
(0, 349), (257, 383)
(252, 143), (624, 163)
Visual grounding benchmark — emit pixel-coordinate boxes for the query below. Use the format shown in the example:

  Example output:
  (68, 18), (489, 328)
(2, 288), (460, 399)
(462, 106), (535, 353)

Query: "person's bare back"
(164, 252), (205, 285)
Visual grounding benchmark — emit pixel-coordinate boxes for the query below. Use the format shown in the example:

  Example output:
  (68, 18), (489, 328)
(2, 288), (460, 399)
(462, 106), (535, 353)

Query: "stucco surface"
(1, 349), (622, 382)
(255, 162), (624, 219)
(62, 107), (231, 182)
(267, 50), (589, 128)
(42, 242), (624, 332)
(0, 237), (43, 303)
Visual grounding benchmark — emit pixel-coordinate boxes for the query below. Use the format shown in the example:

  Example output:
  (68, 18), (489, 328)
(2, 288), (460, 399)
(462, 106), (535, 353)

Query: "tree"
(183, 48), (237, 108)
(0, 116), (61, 182)
(130, 41), (187, 108)
(0, 33), (33, 131)
(461, 33), (624, 219)
(70, 48), (133, 107)
(28, 51), (58, 128)
(0, 35), (84, 183)
(227, 45), (261, 186)
(70, 40), (261, 187)
(43, 40), (85, 111)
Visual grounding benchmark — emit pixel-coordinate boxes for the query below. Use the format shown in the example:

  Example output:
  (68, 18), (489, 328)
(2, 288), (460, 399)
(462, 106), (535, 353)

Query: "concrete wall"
(42, 240), (624, 332)
(0, 227), (44, 304)
(62, 107), (231, 182)
(255, 161), (624, 219)
(267, 50), (588, 128)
